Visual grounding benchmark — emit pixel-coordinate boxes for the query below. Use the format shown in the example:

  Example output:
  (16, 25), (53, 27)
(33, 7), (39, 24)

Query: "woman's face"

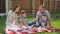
(15, 7), (20, 13)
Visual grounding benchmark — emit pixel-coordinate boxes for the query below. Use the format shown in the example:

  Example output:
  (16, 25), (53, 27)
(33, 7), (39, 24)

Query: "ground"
(0, 16), (60, 34)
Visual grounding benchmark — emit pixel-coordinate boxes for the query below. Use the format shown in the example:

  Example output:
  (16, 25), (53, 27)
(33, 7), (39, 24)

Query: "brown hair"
(21, 11), (26, 14)
(12, 5), (20, 11)
(42, 15), (48, 20)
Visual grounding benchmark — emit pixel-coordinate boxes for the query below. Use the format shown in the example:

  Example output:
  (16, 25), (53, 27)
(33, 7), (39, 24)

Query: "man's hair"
(39, 5), (45, 8)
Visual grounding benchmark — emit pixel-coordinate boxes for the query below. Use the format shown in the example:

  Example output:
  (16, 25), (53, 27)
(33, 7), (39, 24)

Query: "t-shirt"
(41, 20), (49, 26)
(36, 10), (50, 22)
(36, 10), (50, 25)
(19, 16), (27, 25)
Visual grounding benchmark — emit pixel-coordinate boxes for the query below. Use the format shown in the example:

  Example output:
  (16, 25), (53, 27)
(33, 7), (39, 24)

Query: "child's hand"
(20, 23), (23, 27)
(9, 23), (12, 26)
(42, 23), (45, 26)
(25, 21), (28, 27)
(47, 25), (51, 28)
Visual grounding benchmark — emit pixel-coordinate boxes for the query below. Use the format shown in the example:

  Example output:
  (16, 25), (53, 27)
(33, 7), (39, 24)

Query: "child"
(38, 15), (49, 32)
(19, 10), (28, 26)
(41, 15), (49, 28)
(19, 11), (37, 34)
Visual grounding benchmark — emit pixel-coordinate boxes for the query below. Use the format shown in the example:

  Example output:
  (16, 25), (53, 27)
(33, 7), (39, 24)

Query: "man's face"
(21, 13), (26, 18)
(15, 7), (20, 13)
(39, 7), (45, 13)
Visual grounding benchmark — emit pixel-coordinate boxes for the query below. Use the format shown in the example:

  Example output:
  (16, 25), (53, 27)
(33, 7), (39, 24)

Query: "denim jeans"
(28, 21), (41, 27)
(28, 20), (48, 27)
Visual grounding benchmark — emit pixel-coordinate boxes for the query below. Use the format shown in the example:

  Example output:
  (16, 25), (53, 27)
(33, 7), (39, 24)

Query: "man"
(29, 5), (50, 26)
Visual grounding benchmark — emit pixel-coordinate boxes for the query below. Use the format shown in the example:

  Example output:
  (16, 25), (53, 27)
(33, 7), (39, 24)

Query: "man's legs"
(28, 21), (40, 27)
(28, 21), (36, 26)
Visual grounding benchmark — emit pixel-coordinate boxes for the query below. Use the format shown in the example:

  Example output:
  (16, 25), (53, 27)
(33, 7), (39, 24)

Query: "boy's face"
(42, 16), (47, 21)
(21, 13), (26, 18)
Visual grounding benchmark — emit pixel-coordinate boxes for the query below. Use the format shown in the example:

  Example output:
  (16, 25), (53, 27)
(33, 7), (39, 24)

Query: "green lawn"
(0, 17), (60, 34)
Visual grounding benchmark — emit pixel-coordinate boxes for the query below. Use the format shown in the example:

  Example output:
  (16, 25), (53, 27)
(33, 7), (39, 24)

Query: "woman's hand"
(16, 15), (21, 18)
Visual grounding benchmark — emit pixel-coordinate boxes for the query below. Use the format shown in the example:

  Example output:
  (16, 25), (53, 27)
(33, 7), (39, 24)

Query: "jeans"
(28, 21), (40, 27)
(28, 21), (48, 27)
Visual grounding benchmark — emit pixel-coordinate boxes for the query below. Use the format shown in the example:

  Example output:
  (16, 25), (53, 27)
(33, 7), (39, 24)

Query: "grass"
(0, 17), (6, 34)
(0, 17), (60, 34)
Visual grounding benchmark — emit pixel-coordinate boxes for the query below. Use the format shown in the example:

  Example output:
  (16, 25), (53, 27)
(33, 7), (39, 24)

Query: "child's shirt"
(19, 16), (27, 25)
(41, 20), (49, 26)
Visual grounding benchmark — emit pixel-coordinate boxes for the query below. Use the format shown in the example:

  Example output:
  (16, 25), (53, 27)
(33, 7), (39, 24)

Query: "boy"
(19, 11), (37, 34)
(19, 10), (34, 29)
(41, 15), (49, 27)
(19, 10), (28, 26)
(38, 15), (49, 32)
(38, 15), (57, 32)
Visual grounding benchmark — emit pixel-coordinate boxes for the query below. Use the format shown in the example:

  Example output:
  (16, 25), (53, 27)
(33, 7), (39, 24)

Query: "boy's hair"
(21, 10), (26, 14)
(42, 15), (48, 19)
(42, 15), (47, 17)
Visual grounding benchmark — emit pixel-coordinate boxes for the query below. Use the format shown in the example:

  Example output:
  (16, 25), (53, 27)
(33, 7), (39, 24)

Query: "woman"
(6, 5), (21, 33)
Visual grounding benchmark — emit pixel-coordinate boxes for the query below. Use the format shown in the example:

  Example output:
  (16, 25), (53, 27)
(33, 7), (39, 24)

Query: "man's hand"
(35, 18), (39, 22)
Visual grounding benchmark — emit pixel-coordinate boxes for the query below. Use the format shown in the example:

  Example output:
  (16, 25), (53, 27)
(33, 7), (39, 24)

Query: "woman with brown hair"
(5, 5), (21, 33)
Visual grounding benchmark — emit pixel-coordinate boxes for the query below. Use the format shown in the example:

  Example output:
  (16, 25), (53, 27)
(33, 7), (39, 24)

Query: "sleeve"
(8, 13), (13, 19)
(47, 21), (49, 25)
(36, 11), (39, 18)
(8, 11), (13, 23)
(46, 10), (50, 20)
(26, 18), (28, 22)
(19, 18), (22, 22)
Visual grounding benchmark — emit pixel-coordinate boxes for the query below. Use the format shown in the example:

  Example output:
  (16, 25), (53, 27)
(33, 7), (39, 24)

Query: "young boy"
(38, 15), (49, 32)
(19, 11), (37, 34)
(19, 10), (28, 26)
(41, 15), (49, 28)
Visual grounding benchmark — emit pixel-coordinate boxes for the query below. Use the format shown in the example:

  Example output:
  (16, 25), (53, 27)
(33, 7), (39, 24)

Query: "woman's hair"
(12, 5), (20, 11)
